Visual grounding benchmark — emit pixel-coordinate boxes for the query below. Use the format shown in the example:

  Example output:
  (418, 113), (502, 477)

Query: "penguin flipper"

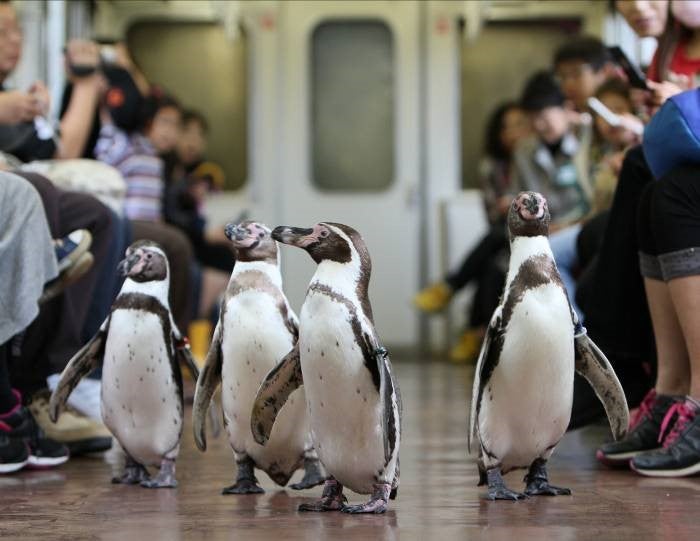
(574, 329), (630, 441)
(49, 324), (108, 423)
(251, 343), (303, 446)
(192, 321), (223, 452)
(469, 307), (502, 454)
(374, 344), (401, 467)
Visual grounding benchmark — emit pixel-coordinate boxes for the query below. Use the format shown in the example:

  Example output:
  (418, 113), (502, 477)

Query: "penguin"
(251, 222), (401, 514)
(192, 221), (326, 494)
(468, 191), (630, 500)
(49, 240), (198, 488)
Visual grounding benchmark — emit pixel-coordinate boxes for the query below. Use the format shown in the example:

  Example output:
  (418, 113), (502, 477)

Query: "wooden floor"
(2, 362), (699, 540)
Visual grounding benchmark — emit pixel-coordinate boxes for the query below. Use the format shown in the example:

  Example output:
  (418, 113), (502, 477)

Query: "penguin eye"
(258, 232), (265, 238)
(320, 230), (329, 238)
(146, 253), (153, 259)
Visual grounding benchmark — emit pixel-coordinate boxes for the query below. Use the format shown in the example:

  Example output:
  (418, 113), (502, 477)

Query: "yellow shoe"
(449, 329), (484, 364)
(188, 319), (213, 369)
(414, 282), (453, 313)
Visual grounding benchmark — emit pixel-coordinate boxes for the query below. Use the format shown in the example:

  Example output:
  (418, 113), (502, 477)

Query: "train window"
(311, 20), (394, 192)
(127, 21), (247, 190)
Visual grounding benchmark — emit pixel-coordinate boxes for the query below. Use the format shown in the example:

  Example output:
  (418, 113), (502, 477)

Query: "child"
(553, 36), (611, 112)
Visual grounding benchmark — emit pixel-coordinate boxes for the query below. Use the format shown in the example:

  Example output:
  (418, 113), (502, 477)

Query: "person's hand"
(647, 80), (685, 109)
(28, 81), (50, 116)
(64, 39), (100, 81)
(0, 90), (43, 124)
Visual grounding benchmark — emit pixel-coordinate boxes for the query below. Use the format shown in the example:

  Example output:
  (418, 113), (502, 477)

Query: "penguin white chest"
(479, 284), (574, 469)
(298, 293), (384, 494)
(102, 309), (181, 466)
(220, 292), (308, 476)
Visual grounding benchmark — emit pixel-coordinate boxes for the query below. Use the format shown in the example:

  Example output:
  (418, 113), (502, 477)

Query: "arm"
(58, 40), (104, 159)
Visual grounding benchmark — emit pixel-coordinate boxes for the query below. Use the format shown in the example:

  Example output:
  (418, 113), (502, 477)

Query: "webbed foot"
(222, 479), (265, 494)
(140, 458), (177, 489)
(524, 458), (571, 496)
(112, 460), (149, 485)
(341, 482), (391, 514)
(298, 478), (345, 512)
(486, 467), (527, 501)
(290, 457), (326, 490)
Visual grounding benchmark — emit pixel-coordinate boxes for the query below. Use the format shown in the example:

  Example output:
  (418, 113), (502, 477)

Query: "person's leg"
(550, 223), (583, 319)
(629, 164), (700, 476)
(13, 173), (115, 379)
(0, 344), (16, 413)
(82, 212), (131, 342)
(583, 145), (655, 362)
(445, 225), (508, 291)
(131, 221), (194, 333)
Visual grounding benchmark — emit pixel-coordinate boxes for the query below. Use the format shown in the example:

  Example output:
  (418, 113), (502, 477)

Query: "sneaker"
(596, 389), (682, 467)
(630, 397), (700, 477)
(0, 428), (29, 474)
(413, 282), (453, 313)
(40, 252), (94, 305)
(28, 390), (112, 456)
(0, 390), (69, 469)
(47, 373), (102, 421)
(55, 229), (92, 273)
(449, 328), (484, 364)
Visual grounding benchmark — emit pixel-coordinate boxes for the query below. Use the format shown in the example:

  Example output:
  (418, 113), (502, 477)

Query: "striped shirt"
(95, 123), (163, 221)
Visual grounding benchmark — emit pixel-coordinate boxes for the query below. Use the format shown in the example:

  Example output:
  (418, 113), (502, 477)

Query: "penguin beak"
(118, 252), (141, 277)
(224, 223), (247, 242)
(272, 226), (314, 247)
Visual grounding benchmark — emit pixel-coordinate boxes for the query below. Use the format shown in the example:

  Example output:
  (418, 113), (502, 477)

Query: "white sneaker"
(47, 374), (102, 422)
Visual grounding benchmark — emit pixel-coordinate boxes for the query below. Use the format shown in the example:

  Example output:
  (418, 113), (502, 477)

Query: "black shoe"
(631, 398), (700, 477)
(0, 428), (29, 474)
(596, 389), (682, 467)
(1, 391), (69, 469)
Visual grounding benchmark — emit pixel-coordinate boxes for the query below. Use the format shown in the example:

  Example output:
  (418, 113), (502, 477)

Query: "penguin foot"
(341, 482), (390, 514)
(487, 486), (528, 501)
(140, 476), (178, 489)
(290, 459), (326, 490)
(341, 498), (388, 514)
(112, 464), (150, 485)
(523, 458), (570, 496)
(524, 479), (571, 496)
(222, 479), (265, 494)
(486, 467), (527, 501)
(298, 478), (345, 512)
(140, 458), (177, 489)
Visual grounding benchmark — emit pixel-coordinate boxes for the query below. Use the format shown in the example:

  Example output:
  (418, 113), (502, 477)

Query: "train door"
(276, 1), (424, 347)
(280, 2), (421, 346)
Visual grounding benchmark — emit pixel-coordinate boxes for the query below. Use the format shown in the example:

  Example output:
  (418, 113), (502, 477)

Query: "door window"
(311, 20), (394, 192)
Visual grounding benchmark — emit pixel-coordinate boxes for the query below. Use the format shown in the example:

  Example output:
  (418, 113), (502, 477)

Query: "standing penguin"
(49, 240), (197, 488)
(192, 221), (326, 494)
(251, 223), (401, 514)
(469, 192), (629, 500)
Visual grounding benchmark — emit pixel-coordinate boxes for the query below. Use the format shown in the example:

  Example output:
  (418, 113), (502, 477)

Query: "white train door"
(277, 1), (423, 347)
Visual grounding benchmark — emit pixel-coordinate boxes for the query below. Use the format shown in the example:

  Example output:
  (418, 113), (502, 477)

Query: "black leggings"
(580, 145), (654, 363)
(637, 163), (700, 281)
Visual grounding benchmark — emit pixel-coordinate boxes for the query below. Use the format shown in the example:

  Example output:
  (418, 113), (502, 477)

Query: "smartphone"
(607, 46), (649, 91)
(587, 97), (622, 127)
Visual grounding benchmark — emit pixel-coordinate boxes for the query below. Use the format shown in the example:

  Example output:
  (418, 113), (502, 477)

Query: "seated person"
(95, 90), (196, 332)
(550, 77), (643, 318)
(0, 172), (83, 472)
(414, 101), (531, 362)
